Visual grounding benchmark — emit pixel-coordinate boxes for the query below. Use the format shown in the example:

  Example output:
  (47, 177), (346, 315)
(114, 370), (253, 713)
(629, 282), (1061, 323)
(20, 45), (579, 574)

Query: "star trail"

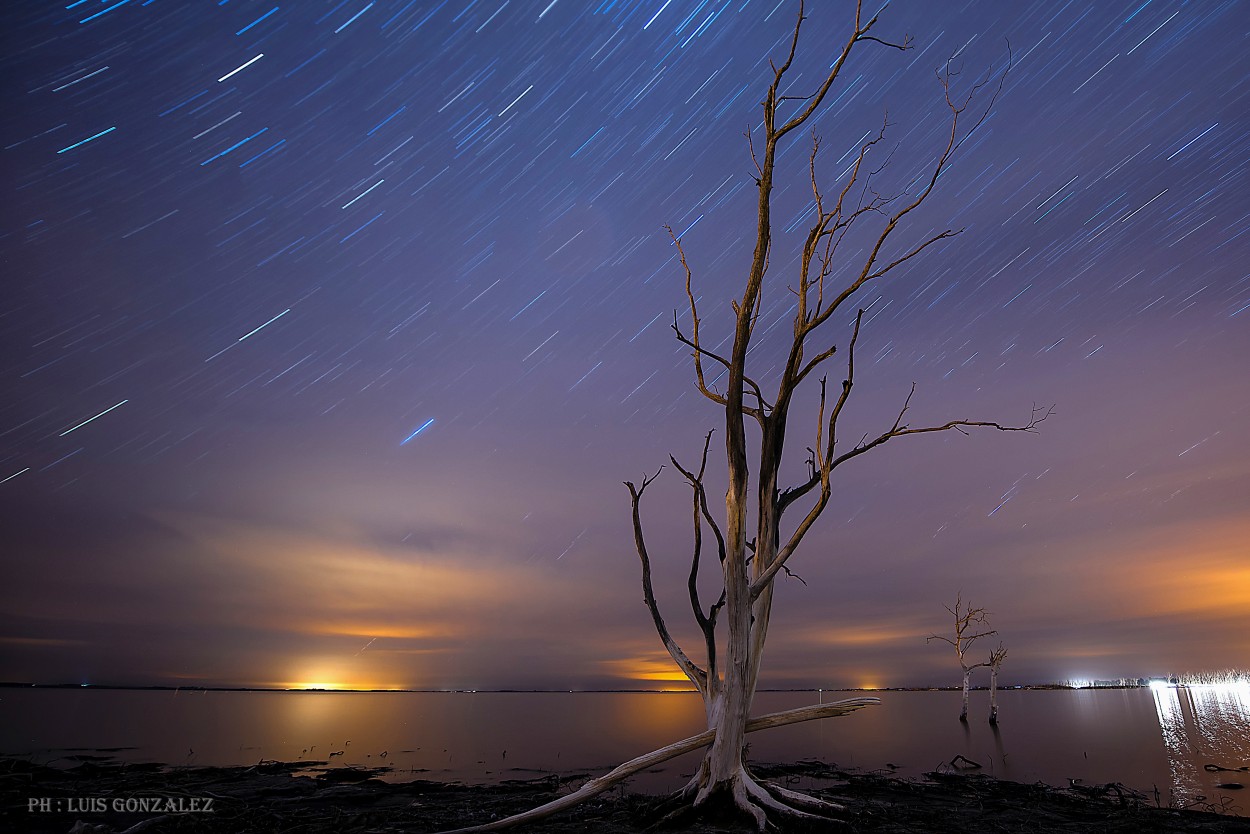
(2, 1), (1248, 690)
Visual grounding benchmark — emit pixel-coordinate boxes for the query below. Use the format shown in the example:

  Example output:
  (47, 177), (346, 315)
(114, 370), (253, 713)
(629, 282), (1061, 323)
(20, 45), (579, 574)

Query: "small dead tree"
(928, 595), (998, 722)
(442, 3), (1045, 832)
(987, 642), (1007, 724)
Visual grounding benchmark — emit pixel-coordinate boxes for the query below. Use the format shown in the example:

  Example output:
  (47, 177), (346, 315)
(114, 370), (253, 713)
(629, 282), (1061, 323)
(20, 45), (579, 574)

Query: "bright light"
(1149, 679), (1172, 690)
(288, 682), (346, 691)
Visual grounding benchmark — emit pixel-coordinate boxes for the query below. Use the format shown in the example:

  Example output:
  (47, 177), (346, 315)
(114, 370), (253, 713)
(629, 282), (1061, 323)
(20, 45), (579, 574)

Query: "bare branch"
(833, 402), (1052, 471)
(761, 394), (1047, 600)
(776, 3), (893, 140)
(777, 308), (865, 518)
(725, 0), (907, 421)
(668, 228), (728, 409)
(625, 470), (708, 694)
(746, 127), (763, 180)
(671, 314), (773, 415)
(672, 451), (710, 633)
(803, 50), (1012, 337)
(779, 564), (808, 587)
(858, 34), (911, 50)
(669, 228), (770, 419)
(928, 593), (997, 670)
(773, 0), (805, 82)
(669, 430), (728, 682)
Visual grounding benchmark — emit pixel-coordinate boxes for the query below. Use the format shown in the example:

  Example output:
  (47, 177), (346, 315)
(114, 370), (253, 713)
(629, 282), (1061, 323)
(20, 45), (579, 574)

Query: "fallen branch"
(434, 697), (879, 834)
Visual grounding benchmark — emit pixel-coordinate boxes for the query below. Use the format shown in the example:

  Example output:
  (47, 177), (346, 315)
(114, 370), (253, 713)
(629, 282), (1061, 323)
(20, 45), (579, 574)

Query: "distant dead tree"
(442, 2), (1044, 831)
(929, 595), (999, 722)
(987, 642), (1008, 724)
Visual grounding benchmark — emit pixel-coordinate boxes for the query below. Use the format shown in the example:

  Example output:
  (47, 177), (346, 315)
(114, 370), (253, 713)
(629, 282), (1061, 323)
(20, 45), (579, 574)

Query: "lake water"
(2, 685), (1247, 814)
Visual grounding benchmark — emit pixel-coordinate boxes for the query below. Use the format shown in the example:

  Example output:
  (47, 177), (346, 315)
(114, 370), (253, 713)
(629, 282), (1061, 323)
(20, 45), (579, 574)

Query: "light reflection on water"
(2, 687), (1246, 814)
(1152, 681), (1250, 808)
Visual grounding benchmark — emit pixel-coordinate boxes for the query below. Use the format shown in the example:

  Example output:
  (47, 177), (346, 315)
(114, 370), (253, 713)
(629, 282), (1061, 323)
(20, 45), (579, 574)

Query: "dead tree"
(928, 595), (998, 722)
(441, 3), (1045, 831)
(987, 642), (1008, 724)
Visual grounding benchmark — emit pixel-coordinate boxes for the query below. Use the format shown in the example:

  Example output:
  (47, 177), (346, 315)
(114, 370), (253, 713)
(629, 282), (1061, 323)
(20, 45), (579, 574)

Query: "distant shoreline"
(0, 682), (1128, 693)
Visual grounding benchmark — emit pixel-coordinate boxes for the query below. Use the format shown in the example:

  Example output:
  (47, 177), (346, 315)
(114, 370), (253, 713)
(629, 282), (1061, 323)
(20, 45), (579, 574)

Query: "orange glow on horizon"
(285, 681), (348, 691)
(800, 623), (920, 648)
(274, 678), (410, 691)
(273, 655), (411, 692)
(1031, 516), (1250, 623)
(299, 622), (447, 640)
(600, 657), (697, 690)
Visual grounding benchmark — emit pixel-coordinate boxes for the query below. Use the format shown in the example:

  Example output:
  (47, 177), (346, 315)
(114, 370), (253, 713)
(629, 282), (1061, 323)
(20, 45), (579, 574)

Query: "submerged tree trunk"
(988, 644), (1006, 724)
(931, 596), (998, 723)
(989, 663), (999, 724)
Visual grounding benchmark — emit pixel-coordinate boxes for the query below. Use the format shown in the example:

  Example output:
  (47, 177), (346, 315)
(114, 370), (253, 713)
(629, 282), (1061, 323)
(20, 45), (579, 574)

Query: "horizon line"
(0, 681), (1157, 693)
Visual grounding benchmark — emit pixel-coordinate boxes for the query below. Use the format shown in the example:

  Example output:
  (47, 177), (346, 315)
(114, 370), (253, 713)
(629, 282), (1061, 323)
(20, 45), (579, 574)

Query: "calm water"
(2, 686), (1247, 812)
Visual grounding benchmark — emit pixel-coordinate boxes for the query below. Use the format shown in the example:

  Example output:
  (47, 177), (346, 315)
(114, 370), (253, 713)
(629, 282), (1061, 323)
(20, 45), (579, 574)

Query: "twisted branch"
(625, 469), (707, 694)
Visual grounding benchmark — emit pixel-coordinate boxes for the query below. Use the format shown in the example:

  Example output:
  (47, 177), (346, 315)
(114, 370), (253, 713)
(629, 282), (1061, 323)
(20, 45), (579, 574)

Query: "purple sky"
(3, 1), (1248, 691)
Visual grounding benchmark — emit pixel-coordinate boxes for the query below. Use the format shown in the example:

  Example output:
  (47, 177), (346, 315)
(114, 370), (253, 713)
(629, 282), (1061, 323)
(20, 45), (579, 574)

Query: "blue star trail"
(401, 418), (435, 445)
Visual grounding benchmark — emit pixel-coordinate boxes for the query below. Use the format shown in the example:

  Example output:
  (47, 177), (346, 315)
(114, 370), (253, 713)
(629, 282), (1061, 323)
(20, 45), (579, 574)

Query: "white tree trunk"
(695, 509), (754, 803)
(960, 669), (971, 722)
(989, 664), (999, 724)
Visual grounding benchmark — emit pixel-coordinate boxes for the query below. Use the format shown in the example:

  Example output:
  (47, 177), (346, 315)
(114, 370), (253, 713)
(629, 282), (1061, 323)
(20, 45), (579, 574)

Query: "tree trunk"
(960, 669), (971, 722)
(690, 475), (759, 816)
(989, 664), (999, 725)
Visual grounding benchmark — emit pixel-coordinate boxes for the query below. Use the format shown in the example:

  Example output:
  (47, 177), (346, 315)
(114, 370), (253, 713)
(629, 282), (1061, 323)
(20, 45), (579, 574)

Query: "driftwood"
(436, 698), (878, 834)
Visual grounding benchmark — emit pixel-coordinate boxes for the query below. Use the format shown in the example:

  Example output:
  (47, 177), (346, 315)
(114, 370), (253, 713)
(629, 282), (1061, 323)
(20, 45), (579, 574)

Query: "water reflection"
(2, 686), (1246, 813)
(1151, 681), (1250, 808)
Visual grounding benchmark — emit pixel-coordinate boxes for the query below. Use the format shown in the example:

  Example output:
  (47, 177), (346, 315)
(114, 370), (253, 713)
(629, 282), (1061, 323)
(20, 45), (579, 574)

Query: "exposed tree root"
(757, 778), (846, 814)
(432, 698), (876, 834)
(729, 773), (769, 830)
(665, 767), (846, 832)
(741, 771), (828, 824)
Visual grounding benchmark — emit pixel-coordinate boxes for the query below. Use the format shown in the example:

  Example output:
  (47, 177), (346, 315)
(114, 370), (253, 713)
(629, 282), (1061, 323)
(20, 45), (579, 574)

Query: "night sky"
(3, 1), (1248, 692)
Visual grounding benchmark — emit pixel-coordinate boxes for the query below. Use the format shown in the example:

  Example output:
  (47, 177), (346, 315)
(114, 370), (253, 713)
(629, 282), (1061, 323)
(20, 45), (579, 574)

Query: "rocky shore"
(2, 756), (1245, 833)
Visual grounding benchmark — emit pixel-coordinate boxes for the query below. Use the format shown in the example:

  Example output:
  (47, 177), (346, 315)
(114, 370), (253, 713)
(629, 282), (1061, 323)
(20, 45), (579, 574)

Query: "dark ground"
(2, 756), (1246, 834)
